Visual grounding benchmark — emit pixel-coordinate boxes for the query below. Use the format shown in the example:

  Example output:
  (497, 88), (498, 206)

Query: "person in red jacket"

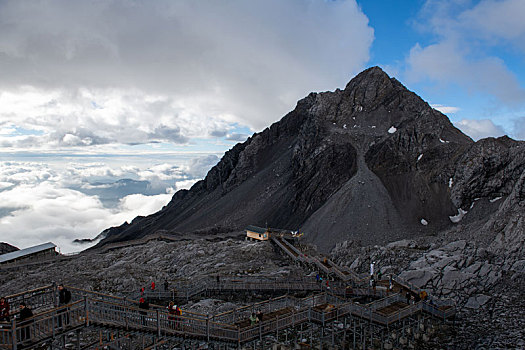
(151, 282), (155, 291)
(167, 301), (176, 328)
(0, 297), (9, 322)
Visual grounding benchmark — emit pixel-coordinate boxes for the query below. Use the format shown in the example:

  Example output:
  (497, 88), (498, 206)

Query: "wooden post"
(353, 318), (356, 349)
(11, 318), (17, 350)
(207, 316), (210, 343)
(53, 282), (58, 307)
(156, 310), (161, 337)
(84, 296), (89, 326)
(259, 318), (263, 343)
(276, 314), (279, 340)
(321, 312), (325, 337)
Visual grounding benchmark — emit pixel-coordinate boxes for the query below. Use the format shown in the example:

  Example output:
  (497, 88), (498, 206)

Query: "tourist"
(58, 285), (71, 327)
(151, 281), (155, 291)
(18, 302), (33, 341)
(139, 297), (149, 326)
(167, 301), (176, 328)
(250, 312), (258, 326)
(256, 310), (263, 322)
(405, 291), (411, 305)
(175, 304), (182, 329)
(0, 297), (10, 323)
(164, 280), (169, 292)
(140, 286), (145, 296)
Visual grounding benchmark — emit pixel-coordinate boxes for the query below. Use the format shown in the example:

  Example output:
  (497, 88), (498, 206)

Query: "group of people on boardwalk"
(140, 280), (171, 296)
(137, 295), (182, 329)
(0, 284), (72, 344)
(315, 273), (331, 289)
(249, 310), (264, 326)
(166, 301), (182, 329)
(1, 296), (33, 342)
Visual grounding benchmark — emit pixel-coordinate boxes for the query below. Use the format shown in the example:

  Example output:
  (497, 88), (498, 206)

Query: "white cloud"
(0, 181), (172, 253)
(454, 119), (506, 140)
(459, 0), (525, 52)
(431, 104), (460, 114)
(186, 155), (220, 178)
(408, 41), (525, 105)
(0, 155), (220, 252)
(512, 116), (525, 140)
(0, 0), (373, 150)
(407, 0), (525, 107)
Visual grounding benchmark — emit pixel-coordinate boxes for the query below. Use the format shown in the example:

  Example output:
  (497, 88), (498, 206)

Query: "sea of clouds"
(0, 154), (219, 253)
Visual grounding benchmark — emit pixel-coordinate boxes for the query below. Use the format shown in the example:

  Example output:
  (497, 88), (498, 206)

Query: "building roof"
(245, 225), (268, 234)
(0, 242), (56, 263)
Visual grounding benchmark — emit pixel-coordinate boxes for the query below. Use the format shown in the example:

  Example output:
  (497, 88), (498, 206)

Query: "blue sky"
(360, 0), (525, 140)
(0, 0), (524, 251)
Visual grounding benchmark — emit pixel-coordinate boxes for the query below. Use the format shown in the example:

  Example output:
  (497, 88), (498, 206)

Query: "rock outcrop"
(0, 242), (18, 255)
(94, 67), (525, 255)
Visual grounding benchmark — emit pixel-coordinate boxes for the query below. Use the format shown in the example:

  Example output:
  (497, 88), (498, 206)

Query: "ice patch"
(420, 219), (428, 226)
(439, 138), (450, 143)
(449, 208), (468, 223)
(449, 178), (453, 188)
(489, 196), (502, 203)
(417, 154), (423, 162)
(388, 126), (397, 134)
(343, 124), (347, 129)
(371, 125), (376, 128)
(470, 202), (475, 209)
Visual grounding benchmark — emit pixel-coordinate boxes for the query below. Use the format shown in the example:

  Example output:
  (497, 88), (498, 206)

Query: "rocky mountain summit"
(95, 66), (525, 256)
(2, 67), (524, 349)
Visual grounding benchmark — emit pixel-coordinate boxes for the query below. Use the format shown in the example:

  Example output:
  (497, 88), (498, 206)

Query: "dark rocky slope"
(0, 242), (18, 255)
(95, 67), (525, 253)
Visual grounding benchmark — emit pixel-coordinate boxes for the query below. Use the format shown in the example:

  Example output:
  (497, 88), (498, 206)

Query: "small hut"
(245, 225), (270, 241)
(0, 242), (57, 265)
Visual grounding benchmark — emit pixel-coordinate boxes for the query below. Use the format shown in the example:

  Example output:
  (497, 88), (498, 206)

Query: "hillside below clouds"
(94, 67), (525, 253)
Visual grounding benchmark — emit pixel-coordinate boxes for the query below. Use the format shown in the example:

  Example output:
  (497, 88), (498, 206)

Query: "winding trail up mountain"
(94, 67), (525, 253)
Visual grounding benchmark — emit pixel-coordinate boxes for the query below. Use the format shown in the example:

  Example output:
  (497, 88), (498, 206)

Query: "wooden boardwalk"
(0, 284), (456, 349)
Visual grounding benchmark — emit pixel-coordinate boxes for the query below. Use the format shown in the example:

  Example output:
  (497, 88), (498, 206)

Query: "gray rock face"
(0, 242), (18, 255)
(94, 67), (525, 256)
(331, 233), (524, 349)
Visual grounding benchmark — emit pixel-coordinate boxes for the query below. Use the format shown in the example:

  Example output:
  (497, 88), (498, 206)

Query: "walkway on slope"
(270, 235), (439, 300)
(271, 236), (368, 284)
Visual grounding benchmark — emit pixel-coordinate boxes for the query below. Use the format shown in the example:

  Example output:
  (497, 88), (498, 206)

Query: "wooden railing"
(271, 237), (370, 285)
(140, 277), (326, 301)
(0, 287), (455, 349)
(4, 285), (55, 317)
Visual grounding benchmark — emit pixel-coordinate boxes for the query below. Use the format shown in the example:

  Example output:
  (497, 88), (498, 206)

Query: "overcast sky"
(0, 0), (524, 252)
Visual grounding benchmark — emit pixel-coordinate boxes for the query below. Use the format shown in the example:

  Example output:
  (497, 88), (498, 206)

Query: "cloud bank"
(407, 0), (525, 109)
(0, 0), (374, 150)
(454, 119), (506, 141)
(0, 154), (219, 253)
